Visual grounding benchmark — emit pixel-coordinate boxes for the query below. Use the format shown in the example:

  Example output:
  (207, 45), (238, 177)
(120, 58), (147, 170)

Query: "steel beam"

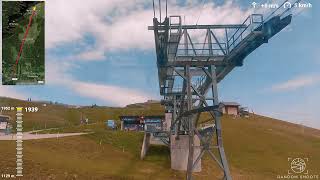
(148, 24), (247, 30)
(173, 55), (225, 61)
(173, 69), (206, 76)
(167, 60), (227, 67)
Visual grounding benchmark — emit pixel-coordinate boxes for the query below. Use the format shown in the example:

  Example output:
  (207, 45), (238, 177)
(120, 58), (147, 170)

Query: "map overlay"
(2, 1), (45, 85)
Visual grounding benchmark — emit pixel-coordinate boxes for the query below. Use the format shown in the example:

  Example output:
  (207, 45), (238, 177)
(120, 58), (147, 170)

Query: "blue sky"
(0, 0), (319, 129)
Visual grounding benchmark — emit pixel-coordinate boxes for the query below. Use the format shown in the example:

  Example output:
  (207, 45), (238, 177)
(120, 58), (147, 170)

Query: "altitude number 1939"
(25, 107), (39, 113)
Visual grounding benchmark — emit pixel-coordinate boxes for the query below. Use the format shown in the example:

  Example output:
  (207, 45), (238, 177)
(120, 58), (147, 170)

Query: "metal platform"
(149, 1), (295, 179)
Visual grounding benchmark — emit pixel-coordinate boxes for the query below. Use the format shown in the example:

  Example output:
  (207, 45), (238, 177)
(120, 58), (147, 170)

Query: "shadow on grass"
(144, 145), (171, 168)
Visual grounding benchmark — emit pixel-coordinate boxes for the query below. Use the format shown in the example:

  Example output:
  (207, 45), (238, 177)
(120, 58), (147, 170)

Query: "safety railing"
(169, 16), (182, 36)
(174, 43), (227, 56)
(167, 16), (182, 58)
(227, 14), (263, 53)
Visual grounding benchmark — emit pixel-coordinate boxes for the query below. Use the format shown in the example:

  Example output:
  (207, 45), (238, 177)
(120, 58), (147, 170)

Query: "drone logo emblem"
(276, 157), (319, 179)
(288, 158), (308, 174)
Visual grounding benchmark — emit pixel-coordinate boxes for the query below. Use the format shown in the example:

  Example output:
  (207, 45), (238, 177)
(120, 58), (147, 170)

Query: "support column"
(164, 113), (172, 132)
(173, 96), (177, 133)
(210, 65), (232, 180)
(186, 65), (196, 180)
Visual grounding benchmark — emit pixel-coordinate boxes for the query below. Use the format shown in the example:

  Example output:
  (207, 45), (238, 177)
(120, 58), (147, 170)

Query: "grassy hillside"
(0, 97), (164, 131)
(0, 97), (319, 179)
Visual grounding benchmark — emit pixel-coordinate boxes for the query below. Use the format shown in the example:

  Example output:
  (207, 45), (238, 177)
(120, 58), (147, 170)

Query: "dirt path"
(0, 132), (89, 141)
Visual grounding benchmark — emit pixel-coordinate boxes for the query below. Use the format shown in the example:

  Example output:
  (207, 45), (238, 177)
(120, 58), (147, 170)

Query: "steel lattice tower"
(149, 1), (295, 179)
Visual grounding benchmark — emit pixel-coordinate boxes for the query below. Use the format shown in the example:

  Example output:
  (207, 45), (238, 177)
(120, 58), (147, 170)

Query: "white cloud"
(270, 74), (320, 92)
(70, 81), (150, 106)
(46, 0), (250, 60)
(45, 0), (150, 49)
(75, 49), (106, 61)
(46, 60), (75, 85)
(0, 86), (26, 100)
(46, 60), (153, 106)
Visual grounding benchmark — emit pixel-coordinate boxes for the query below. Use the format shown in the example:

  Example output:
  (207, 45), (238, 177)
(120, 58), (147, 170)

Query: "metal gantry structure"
(149, 1), (295, 179)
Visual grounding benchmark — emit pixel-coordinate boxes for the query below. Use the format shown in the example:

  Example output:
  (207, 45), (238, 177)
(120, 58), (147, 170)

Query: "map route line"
(12, 7), (36, 77)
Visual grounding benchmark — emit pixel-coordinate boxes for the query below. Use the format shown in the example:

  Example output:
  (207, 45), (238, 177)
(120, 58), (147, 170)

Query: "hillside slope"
(0, 97), (164, 131)
(0, 97), (319, 179)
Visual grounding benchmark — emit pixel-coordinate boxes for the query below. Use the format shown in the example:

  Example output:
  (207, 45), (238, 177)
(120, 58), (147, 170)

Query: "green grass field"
(0, 97), (319, 179)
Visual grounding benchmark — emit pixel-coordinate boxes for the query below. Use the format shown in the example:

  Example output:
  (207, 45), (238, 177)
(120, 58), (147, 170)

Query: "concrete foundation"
(140, 133), (151, 160)
(170, 135), (201, 172)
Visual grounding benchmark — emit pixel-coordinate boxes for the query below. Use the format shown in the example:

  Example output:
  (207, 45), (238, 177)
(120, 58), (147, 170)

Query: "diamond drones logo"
(276, 157), (319, 179)
(289, 158), (308, 174)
